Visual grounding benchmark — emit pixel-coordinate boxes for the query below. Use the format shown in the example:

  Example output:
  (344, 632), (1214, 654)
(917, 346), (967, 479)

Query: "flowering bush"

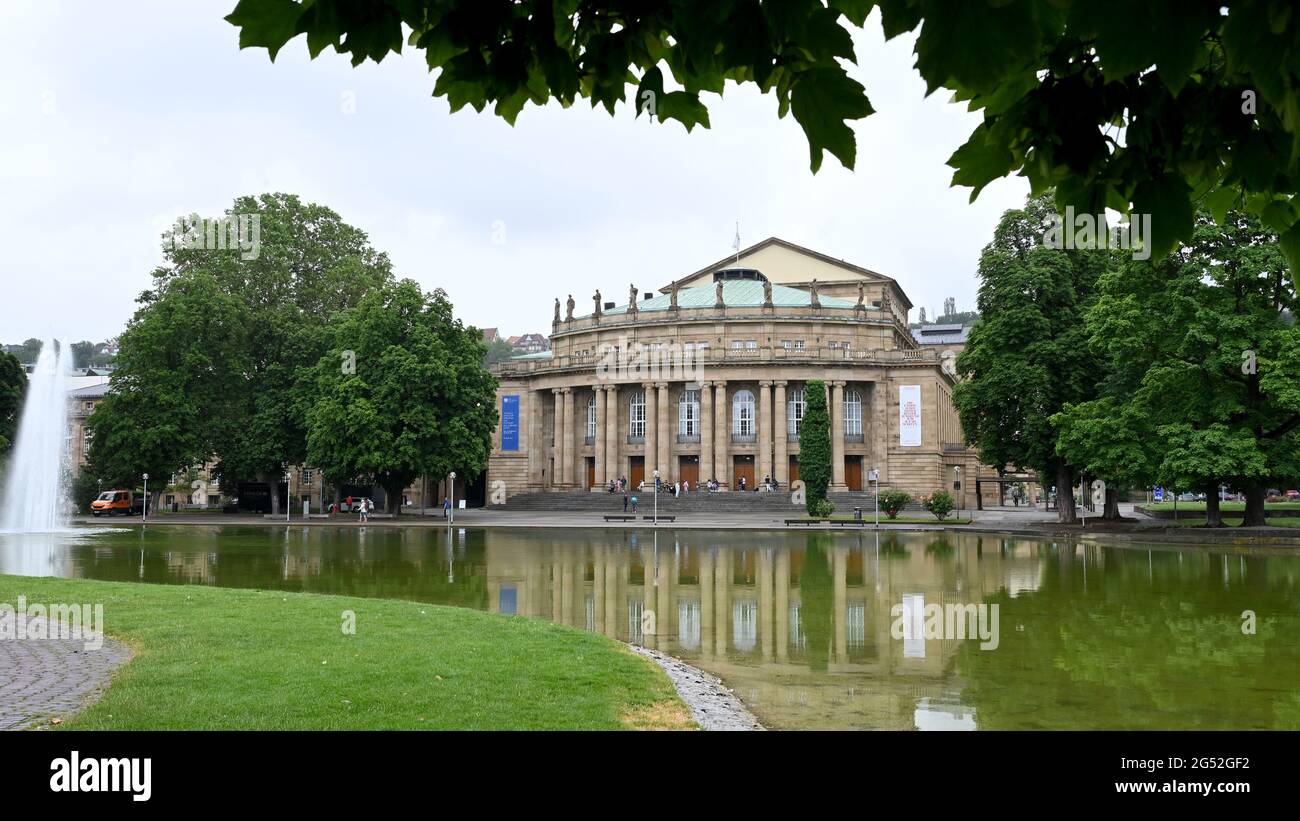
(920, 490), (956, 521)
(876, 490), (913, 519)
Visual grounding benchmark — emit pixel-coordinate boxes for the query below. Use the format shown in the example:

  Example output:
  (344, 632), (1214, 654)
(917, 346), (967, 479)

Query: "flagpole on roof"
(732, 221), (740, 266)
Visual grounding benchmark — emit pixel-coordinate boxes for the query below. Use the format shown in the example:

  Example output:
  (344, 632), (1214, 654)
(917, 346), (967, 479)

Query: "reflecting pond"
(3, 525), (1300, 730)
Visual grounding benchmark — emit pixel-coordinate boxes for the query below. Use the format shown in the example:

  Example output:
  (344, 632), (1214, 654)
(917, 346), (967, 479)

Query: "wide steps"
(495, 490), (906, 513)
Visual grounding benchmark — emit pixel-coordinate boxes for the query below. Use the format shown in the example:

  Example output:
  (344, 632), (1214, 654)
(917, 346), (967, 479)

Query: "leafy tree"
(228, 0), (1300, 279)
(304, 279), (498, 515)
(0, 351), (25, 459)
(86, 272), (250, 510)
(799, 379), (831, 515)
(1057, 211), (1300, 526)
(877, 489), (912, 519)
(147, 193), (394, 514)
(954, 194), (1112, 523)
(3, 339), (42, 365)
(482, 337), (515, 368)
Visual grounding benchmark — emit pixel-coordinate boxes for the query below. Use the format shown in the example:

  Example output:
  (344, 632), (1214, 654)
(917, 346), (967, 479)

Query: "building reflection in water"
(33, 524), (1297, 730)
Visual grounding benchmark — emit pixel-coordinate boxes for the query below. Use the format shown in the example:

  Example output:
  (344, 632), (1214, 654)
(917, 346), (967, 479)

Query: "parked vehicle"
(1177, 491), (1198, 502)
(1286, 490), (1300, 500)
(90, 490), (145, 517)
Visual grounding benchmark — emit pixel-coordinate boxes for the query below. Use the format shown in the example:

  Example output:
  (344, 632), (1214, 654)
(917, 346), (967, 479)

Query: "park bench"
(834, 519), (868, 527)
(643, 515), (676, 522)
(783, 518), (828, 526)
(603, 514), (637, 522)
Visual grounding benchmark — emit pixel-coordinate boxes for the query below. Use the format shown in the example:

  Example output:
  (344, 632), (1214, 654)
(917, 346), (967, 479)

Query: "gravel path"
(631, 646), (763, 731)
(0, 617), (131, 730)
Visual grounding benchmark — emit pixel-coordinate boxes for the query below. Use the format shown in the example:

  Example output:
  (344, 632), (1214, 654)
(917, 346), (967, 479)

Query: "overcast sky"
(0, 1), (1029, 344)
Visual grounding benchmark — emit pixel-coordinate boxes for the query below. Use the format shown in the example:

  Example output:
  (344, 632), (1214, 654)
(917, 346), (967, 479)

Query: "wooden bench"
(784, 518), (828, 526)
(643, 515), (676, 522)
(603, 515), (637, 522)
(834, 519), (869, 527)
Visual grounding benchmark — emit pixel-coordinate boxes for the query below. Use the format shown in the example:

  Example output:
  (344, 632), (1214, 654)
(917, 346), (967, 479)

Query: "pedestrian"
(630, 494), (638, 513)
(622, 491), (628, 512)
(682, 479), (690, 494)
(442, 496), (450, 519)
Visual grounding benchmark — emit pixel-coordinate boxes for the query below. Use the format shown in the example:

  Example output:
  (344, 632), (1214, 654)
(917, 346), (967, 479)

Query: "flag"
(732, 222), (740, 252)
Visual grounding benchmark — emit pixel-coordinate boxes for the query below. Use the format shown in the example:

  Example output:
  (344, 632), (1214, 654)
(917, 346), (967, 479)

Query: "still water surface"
(3, 525), (1298, 730)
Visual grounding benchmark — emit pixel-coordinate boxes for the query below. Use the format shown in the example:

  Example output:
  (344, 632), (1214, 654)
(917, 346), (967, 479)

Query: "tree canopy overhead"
(229, 0), (1300, 278)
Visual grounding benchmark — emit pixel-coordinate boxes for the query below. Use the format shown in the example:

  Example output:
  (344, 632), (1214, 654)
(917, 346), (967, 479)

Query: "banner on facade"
(899, 384), (921, 447)
(501, 394), (520, 451)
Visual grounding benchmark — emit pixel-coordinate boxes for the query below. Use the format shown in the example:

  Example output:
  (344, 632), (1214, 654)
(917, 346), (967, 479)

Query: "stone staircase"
(494, 489), (910, 514)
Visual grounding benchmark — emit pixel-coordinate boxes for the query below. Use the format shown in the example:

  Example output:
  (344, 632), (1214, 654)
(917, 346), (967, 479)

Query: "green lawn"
(796, 516), (972, 525)
(1142, 517), (1300, 529)
(1144, 501), (1300, 512)
(0, 575), (692, 731)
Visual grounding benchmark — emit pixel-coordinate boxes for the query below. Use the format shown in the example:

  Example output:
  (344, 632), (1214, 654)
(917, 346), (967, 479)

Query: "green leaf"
(914, 0), (1045, 95)
(1132, 174), (1195, 258)
(657, 91), (710, 132)
(225, 0), (304, 61)
(790, 67), (873, 173)
(949, 122), (1016, 201)
(1203, 187), (1240, 225)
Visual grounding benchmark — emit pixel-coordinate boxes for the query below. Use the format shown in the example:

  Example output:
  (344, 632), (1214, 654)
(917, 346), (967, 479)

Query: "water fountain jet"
(1, 338), (74, 533)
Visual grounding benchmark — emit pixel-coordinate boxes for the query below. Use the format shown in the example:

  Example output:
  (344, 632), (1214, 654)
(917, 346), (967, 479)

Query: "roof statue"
(627, 283), (638, 314)
(763, 279), (773, 307)
(809, 278), (821, 309)
(565, 294), (575, 322)
(553, 298), (561, 325)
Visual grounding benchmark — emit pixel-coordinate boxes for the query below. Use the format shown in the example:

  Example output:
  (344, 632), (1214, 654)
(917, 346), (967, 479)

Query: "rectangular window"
(730, 340), (744, 349)
(794, 340), (805, 350)
(745, 340), (757, 349)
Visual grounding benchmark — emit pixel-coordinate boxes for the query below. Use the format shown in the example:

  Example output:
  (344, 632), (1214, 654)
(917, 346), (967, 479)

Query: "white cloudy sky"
(0, 0), (1028, 344)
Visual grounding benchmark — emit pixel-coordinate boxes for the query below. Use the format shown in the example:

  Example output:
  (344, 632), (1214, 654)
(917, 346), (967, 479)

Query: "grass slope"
(0, 575), (692, 731)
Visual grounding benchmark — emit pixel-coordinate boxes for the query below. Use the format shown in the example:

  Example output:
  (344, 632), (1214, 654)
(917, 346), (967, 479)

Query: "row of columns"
(548, 379), (855, 490)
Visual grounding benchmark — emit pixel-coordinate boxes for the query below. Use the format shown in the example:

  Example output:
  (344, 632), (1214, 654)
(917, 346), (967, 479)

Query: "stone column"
(831, 381), (847, 491)
(871, 381), (889, 484)
(593, 384), (606, 489)
(657, 382), (671, 483)
(551, 389), (563, 489)
(758, 380), (773, 484)
(605, 385), (620, 484)
(774, 381), (788, 488)
(699, 381), (713, 483)
(561, 388), (574, 488)
(643, 382), (657, 482)
(713, 381), (729, 488)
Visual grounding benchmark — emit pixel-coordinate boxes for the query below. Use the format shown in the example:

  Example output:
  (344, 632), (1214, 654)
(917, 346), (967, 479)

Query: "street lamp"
(869, 468), (880, 528)
(142, 473), (149, 523)
(953, 465), (963, 519)
(448, 472), (456, 526)
(653, 469), (660, 525)
(285, 470), (292, 523)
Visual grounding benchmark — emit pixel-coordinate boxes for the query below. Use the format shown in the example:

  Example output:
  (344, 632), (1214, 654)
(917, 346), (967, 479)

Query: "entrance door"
(845, 457), (862, 491)
(733, 455), (755, 490)
(629, 456), (645, 490)
(586, 457), (596, 490)
(789, 455), (800, 485)
(679, 455), (699, 488)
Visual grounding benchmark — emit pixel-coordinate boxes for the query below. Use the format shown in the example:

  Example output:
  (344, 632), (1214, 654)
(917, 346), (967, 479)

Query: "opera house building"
(487, 238), (979, 503)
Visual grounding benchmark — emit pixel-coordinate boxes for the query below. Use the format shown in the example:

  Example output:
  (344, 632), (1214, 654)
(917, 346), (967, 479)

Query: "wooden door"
(789, 455), (800, 485)
(733, 456), (755, 490)
(629, 456), (645, 490)
(845, 457), (862, 491)
(586, 458), (596, 490)
(678, 456), (699, 487)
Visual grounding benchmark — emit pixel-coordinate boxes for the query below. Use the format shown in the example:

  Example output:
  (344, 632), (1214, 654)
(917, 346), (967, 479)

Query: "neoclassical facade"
(488, 238), (978, 500)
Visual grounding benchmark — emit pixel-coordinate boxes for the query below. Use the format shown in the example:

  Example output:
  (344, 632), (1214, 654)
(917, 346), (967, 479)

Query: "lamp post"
(448, 472), (456, 526)
(869, 468), (879, 528)
(285, 470), (291, 523)
(653, 469), (660, 525)
(954, 465), (963, 519)
(142, 473), (149, 523)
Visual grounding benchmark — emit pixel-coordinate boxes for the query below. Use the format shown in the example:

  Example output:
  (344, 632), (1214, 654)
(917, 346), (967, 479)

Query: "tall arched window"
(678, 390), (700, 437)
(732, 389), (755, 437)
(844, 388), (862, 437)
(586, 394), (597, 441)
(629, 391), (646, 439)
(788, 387), (805, 436)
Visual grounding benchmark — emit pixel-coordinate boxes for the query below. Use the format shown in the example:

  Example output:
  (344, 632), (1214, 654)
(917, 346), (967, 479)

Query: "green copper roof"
(592, 280), (864, 318)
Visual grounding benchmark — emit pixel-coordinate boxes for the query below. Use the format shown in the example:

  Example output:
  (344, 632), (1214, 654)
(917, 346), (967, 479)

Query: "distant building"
(510, 333), (549, 354)
(911, 323), (971, 378)
(481, 328), (500, 343)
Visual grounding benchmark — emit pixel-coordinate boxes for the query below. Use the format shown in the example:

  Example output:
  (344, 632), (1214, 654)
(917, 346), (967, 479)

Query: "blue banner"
(501, 394), (520, 451)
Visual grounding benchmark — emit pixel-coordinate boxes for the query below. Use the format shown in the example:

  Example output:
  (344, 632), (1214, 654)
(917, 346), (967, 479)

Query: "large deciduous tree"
(228, 0), (1300, 279)
(146, 193), (393, 513)
(0, 351), (26, 461)
(954, 194), (1112, 523)
(304, 279), (498, 515)
(86, 273), (250, 506)
(1057, 211), (1300, 527)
